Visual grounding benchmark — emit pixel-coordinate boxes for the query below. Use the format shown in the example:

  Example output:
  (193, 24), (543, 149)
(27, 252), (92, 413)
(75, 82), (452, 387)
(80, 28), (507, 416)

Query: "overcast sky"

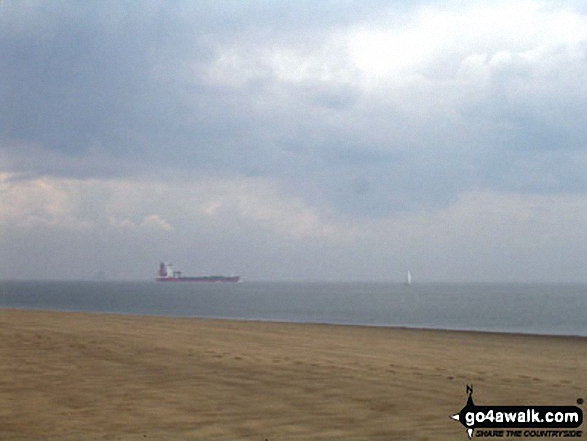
(1, 0), (587, 282)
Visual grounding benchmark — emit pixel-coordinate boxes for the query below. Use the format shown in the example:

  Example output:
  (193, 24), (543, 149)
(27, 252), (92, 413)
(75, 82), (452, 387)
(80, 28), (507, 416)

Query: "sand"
(0, 309), (585, 440)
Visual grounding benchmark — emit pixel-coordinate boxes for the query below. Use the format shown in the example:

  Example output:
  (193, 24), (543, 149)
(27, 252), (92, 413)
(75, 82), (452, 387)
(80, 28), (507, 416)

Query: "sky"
(1, 0), (587, 282)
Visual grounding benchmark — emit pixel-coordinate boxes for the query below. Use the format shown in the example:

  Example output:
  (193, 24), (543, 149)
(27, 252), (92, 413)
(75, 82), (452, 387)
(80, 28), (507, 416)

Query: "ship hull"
(156, 262), (239, 283)
(156, 276), (240, 283)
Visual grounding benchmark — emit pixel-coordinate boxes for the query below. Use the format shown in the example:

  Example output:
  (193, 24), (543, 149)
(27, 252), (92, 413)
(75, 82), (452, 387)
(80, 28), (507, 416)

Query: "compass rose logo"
(450, 384), (476, 439)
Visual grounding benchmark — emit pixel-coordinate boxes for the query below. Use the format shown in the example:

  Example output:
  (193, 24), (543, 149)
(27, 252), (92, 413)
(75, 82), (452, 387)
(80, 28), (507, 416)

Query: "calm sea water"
(0, 281), (586, 337)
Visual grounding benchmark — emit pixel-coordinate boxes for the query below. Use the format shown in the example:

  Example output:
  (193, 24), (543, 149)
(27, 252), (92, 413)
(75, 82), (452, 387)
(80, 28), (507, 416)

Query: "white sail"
(406, 270), (412, 286)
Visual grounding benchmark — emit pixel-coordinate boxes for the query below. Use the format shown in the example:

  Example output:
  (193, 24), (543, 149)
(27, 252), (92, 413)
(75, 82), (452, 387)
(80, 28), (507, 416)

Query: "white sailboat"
(405, 270), (412, 286)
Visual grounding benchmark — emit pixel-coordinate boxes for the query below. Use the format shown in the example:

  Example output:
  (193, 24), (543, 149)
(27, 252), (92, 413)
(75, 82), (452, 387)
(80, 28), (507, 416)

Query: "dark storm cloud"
(1, 0), (587, 217)
(0, 1), (418, 158)
(1, 2), (212, 162)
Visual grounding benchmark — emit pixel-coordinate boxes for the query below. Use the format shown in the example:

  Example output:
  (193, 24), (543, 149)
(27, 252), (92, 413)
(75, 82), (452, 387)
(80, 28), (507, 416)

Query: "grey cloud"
(2, 0), (587, 219)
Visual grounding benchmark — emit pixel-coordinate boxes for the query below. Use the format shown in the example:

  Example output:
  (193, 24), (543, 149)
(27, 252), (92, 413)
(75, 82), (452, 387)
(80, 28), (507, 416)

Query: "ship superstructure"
(156, 262), (240, 283)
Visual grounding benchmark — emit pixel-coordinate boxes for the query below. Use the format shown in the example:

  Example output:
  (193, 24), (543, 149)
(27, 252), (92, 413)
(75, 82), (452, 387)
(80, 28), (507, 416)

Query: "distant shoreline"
(1, 306), (587, 340)
(2, 280), (586, 338)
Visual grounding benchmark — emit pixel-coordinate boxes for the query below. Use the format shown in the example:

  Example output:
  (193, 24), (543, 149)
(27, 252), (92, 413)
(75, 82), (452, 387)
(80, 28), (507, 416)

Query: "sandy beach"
(0, 309), (585, 440)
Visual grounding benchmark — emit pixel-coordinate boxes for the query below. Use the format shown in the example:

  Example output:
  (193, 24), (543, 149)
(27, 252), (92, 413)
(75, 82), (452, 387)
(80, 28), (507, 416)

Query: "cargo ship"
(156, 262), (240, 283)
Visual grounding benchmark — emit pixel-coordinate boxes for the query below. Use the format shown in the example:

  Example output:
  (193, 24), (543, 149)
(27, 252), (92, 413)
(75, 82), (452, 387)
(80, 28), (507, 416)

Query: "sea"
(0, 281), (586, 337)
